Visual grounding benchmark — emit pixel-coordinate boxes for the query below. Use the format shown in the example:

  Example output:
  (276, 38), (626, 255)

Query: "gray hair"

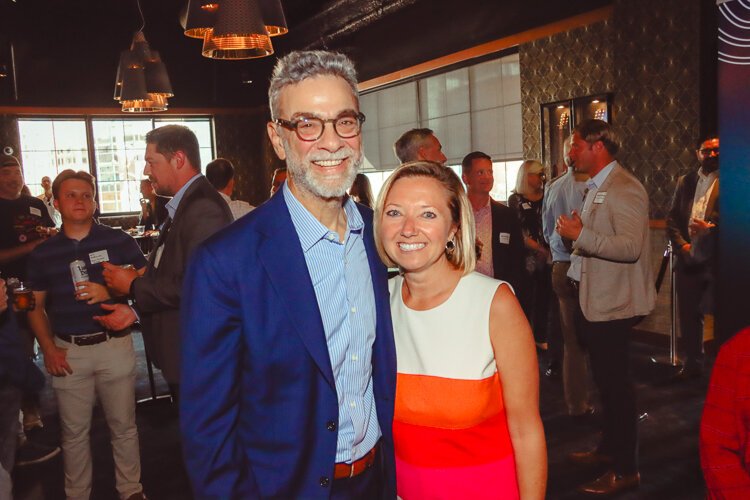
(393, 128), (434, 163)
(268, 50), (359, 120)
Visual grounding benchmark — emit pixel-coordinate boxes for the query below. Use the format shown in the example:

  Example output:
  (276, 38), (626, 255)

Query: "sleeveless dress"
(390, 272), (519, 499)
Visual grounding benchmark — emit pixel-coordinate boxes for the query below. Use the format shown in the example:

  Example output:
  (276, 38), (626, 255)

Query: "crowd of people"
(0, 48), (734, 499)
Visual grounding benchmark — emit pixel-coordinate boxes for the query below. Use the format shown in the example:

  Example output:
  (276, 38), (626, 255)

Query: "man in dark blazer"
(666, 135), (719, 378)
(461, 151), (524, 291)
(101, 125), (233, 399)
(180, 51), (397, 499)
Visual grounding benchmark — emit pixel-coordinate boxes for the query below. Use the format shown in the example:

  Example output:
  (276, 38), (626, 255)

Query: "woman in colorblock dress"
(374, 161), (546, 499)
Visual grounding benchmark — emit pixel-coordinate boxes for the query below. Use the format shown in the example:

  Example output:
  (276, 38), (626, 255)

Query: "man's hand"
(93, 303), (137, 331)
(102, 262), (139, 296)
(556, 210), (583, 241)
(0, 279), (7, 313)
(689, 218), (716, 239)
(42, 344), (73, 377)
(74, 281), (111, 305)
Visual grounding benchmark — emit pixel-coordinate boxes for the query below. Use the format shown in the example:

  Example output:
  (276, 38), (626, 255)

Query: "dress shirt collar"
(586, 160), (617, 191)
(165, 173), (201, 220)
(218, 191), (232, 204)
(283, 183), (364, 253)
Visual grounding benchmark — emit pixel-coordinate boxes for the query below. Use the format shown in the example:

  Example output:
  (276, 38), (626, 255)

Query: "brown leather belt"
(57, 331), (127, 347)
(334, 445), (378, 480)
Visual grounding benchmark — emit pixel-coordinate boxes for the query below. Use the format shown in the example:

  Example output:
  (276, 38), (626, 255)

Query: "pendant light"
(181, 0), (287, 60)
(114, 1), (174, 112)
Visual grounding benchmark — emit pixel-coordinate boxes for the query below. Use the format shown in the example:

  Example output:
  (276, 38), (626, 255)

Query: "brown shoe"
(568, 449), (613, 466)
(578, 470), (640, 496)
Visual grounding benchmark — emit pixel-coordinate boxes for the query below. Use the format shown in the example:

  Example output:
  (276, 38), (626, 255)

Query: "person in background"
(666, 135), (720, 379)
(508, 160), (553, 354)
(206, 158), (254, 220)
(349, 172), (374, 208)
(101, 125), (233, 404)
(26, 169), (147, 500)
(0, 278), (47, 498)
(138, 178), (168, 231)
(557, 119), (654, 496)
(393, 128), (448, 165)
(700, 326), (750, 499)
(0, 154), (56, 438)
(376, 161), (546, 499)
(270, 167), (287, 196)
(37, 176), (61, 227)
(461, 151), (524, 292)
(542, 139), (593, 415)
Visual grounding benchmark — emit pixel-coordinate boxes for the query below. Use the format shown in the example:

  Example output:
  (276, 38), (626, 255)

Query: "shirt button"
(326, 420), (336, 431)
(327, 234), (335, 241)
(319, 476), (330, 487)
(351, 354), (358, 361)
(349, 401), (356, 408)
(350, 307), (357, 313)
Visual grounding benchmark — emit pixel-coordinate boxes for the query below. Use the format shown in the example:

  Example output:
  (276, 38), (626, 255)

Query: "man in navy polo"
(26, 170), (147, 500)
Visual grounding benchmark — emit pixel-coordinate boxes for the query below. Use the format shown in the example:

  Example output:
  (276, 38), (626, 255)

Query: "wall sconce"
(181, 0), (287, 60)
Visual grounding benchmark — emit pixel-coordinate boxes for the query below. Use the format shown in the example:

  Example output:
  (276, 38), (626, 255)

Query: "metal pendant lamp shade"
(114, 31), (172, 112)
(259, 0), (288, 36)
(181, 0), (217, 39)
(202, 0), (273, 59)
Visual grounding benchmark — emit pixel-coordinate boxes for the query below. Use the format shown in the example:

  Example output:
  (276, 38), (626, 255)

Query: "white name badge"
(522, 202), (532, 210)
(593, 192), (607, 204)
(29, 207), (42, 217)
(89, 249), (109, 264)
(154, 244), (165, 269)
(499, 232), (511, 245)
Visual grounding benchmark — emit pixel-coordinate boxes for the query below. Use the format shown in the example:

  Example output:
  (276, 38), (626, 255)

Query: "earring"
(445, 238), (456, 257)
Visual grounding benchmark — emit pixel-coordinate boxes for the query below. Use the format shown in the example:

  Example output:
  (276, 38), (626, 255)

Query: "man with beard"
(666, 135), (720, 379)
(100, 125), (233, 402)
(180, 51), (397, 499)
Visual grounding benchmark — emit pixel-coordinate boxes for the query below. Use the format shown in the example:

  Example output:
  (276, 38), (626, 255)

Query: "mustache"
(309, 149), (356, 162)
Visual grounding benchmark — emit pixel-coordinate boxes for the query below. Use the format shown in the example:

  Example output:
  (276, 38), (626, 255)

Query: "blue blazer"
(180, 191), (397, 499)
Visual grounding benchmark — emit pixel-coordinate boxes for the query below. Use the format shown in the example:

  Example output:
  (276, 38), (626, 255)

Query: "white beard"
(281, 136), (362, 199)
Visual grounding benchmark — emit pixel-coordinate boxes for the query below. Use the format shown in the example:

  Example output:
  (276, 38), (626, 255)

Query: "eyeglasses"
(275, 112), (366, 142)
(698, 147), (719, 156)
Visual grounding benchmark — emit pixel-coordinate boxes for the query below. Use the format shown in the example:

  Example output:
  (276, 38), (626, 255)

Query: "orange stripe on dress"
(395, 372), (503, 429)
(393, 412), (514, 467)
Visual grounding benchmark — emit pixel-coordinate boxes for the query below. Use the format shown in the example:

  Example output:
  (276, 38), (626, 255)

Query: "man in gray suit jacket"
(557, 119), (655, 497)
(101, 125), (233, 401)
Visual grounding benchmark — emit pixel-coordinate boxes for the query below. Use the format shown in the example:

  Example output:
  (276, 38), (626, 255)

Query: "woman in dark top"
(508, 160), (553, 354)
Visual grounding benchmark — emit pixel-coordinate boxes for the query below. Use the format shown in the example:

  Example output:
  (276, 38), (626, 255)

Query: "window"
(359, 51), (523, 204)
(17, 117), (214, 214)
(18, 119), (89, 197)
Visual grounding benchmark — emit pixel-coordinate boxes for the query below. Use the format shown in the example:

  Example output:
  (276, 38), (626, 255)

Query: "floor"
(13, 332), (709, 499)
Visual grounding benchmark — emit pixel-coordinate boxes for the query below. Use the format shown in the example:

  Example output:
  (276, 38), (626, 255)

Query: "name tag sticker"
(499, 232), (511, 245)
(89, 250), (109, 264)
(593, 192), (607, 204)
(521, 202), (532, 210)
(154, 245), (165, 269)
(29, 207), (42, 217)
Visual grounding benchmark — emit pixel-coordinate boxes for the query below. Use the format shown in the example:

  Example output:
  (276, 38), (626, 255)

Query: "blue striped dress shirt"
(283, 184), (380, 464)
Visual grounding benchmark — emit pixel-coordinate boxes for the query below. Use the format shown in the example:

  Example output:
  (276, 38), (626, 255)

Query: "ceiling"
(0, 0), (611, 109)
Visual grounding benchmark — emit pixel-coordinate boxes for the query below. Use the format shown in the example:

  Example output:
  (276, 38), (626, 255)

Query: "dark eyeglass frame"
(274, 112), (366, 142)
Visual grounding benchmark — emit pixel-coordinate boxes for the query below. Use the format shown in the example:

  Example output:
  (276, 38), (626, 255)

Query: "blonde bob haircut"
(513, 159), (545, 196)
(373, 161), (476, 275)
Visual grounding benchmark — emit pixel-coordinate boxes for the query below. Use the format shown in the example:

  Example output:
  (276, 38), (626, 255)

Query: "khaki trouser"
(551, 261), (592, 415)
(52, 334), (143, 500)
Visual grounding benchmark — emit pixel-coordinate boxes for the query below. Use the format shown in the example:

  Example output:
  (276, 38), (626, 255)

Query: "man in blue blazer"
(180, 50), (397, 499)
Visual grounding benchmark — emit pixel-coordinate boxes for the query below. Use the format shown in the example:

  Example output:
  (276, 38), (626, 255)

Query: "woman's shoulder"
(460, 272), (510, 297)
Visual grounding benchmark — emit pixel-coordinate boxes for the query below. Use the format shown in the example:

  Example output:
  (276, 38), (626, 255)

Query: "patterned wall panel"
(214, 109), (285, 208)
(519, 0), (701, 218)
(519, 21), (616, 166)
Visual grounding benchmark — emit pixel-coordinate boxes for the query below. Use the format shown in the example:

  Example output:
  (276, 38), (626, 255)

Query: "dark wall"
(214, 109), (285, 207)
(0, 114), (20, 156)
(520, 0), (703, 219)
